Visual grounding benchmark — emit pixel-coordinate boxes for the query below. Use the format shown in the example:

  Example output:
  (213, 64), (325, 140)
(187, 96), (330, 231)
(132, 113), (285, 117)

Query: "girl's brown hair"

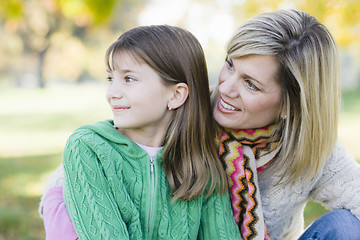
(106, 25), (227, 200)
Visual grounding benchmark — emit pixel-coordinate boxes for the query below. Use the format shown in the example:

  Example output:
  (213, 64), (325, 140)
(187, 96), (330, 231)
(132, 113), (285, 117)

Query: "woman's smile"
(217, 97), (240, 113)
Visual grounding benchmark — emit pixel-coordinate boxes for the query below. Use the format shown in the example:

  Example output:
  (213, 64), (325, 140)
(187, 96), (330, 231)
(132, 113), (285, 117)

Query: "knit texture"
(63, 120), (242, 240)
(258, 142), (360, 240)
(219, 124), (279, 240)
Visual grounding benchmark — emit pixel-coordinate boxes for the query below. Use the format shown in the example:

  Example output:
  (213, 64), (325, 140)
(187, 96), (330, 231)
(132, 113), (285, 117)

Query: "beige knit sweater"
(258, 142), (360, 239)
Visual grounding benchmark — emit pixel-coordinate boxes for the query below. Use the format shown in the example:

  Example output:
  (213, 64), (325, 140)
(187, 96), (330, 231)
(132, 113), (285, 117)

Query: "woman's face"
(213, 54), (283, 129)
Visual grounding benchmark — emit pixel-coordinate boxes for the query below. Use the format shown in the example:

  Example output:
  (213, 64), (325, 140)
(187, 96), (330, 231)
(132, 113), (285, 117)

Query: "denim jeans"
(298, 209), (360, 240)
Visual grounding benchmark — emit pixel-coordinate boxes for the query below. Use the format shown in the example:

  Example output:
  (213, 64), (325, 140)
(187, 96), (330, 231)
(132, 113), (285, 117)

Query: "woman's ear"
(167, 83), (189, 110)
(280, 104), (288, 120)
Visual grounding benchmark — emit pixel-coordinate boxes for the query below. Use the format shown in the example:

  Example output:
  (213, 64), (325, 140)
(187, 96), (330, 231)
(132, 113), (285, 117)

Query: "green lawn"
(0, 153), (61, 239)
(0, 84), (111, 240)
(0, 84), (359, 239)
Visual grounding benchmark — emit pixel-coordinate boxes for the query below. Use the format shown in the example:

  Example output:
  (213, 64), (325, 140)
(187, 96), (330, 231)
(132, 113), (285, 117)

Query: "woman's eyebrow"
(242, 73), (264, 87)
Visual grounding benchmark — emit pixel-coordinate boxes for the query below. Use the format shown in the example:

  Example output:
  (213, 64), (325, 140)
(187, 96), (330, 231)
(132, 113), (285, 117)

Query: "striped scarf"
(219, 124), (280, 240)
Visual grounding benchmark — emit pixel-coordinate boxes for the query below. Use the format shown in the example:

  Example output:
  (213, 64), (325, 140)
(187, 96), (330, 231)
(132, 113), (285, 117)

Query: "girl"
(213, 9), (360, 240)
(40, 25), (242, 240)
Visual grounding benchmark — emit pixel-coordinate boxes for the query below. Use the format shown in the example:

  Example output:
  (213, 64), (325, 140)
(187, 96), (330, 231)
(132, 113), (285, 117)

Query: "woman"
(212, 9), (360, 240)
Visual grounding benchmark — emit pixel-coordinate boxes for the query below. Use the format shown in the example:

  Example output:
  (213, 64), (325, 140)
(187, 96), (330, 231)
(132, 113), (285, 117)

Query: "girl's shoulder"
(66, 120), (149, 160)
(68, 120), (127, 144)
(74, 119), (115, 136)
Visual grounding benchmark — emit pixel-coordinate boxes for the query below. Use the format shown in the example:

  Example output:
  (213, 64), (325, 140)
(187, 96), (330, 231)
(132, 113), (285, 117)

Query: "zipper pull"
(150, 156), (155, 174)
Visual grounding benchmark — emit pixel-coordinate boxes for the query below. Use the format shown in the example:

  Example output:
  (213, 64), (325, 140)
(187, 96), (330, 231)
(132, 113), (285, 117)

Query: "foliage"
(303, 201), (329, 226)
(341, 88), (360, 113)
(229, 0), (360, 47)
(0, 0), (143, 87)
(0, 0), (23, 20)
(0, 0), (359, 88)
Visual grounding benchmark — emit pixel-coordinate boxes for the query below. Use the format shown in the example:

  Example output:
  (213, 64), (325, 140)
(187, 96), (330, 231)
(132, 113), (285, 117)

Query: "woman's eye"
(245, 80), (259, 91)
(225, 58), (234, 71)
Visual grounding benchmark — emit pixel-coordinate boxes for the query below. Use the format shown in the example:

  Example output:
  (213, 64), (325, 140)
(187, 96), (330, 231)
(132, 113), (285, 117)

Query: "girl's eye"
(125, 76), (136, 82)
(225, 58), (234, 71)
(245, 80), (260, 91)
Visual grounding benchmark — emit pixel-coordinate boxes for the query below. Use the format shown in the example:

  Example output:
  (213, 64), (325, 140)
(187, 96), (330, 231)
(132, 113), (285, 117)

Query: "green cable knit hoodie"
(63, 120), (242, 240)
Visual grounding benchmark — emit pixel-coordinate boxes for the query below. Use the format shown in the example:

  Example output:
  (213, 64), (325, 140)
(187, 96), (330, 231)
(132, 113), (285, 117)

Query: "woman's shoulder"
(316, 141), (358, 182)
(326, 142), (356, 167)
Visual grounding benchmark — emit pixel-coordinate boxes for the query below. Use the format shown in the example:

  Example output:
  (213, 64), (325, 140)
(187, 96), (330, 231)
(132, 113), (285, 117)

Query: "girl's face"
(106, 51), (175, 146)
(213, 54), (282, 130)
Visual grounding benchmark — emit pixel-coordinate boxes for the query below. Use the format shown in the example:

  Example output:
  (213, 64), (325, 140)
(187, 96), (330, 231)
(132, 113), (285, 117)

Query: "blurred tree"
(301, 0), (360, 47)
(0, 0), (141, 87)
(0, 0), (359, 88)
(227, 0), (360, 48)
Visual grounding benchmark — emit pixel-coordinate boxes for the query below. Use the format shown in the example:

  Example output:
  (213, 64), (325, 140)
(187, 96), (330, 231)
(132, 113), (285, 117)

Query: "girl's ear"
(168, 83), (189, 110)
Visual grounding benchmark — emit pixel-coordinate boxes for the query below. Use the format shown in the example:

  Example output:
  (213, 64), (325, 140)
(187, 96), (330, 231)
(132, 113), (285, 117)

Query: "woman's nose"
(218, 75), (239, 99)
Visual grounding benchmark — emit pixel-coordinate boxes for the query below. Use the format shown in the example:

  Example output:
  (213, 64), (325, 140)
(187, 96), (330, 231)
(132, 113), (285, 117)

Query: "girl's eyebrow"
(108, 67), (136, 74)
(119, 69), (134, 74)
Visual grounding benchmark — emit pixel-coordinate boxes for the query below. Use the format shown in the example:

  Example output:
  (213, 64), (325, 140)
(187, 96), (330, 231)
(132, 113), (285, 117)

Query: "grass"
(0, 83), (110, 240)
(0, 84), (359, 239)
(0, 153), (61, 240)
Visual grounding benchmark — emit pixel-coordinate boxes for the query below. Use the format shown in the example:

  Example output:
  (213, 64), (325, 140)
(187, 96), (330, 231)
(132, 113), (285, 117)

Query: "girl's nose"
(106, 80), (123, 99)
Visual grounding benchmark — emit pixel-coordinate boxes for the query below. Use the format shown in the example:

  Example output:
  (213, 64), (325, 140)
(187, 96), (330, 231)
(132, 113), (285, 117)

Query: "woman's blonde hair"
(106, 25), (227, 200)
(224, 9), (341, 182)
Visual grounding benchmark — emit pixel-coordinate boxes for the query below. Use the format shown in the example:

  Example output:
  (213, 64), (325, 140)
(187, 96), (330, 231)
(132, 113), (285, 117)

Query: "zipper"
(148, 156), (155, 235)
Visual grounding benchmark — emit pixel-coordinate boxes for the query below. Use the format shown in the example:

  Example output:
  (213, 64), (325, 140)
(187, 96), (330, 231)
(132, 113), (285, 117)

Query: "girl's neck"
(136, 143), (163, 158)
(117, 128), (166, 147)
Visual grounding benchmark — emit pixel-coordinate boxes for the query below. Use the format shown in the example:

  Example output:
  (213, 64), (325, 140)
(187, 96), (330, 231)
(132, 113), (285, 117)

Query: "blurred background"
(0, 0), (359, 239)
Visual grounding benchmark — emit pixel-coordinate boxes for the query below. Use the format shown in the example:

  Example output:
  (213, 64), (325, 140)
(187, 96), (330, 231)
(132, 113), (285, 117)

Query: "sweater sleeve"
(310, 142), (360, 219)
(199, 191), (243, 240)
(62, 131), (130, 240)
(42, 187), (78, 240)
